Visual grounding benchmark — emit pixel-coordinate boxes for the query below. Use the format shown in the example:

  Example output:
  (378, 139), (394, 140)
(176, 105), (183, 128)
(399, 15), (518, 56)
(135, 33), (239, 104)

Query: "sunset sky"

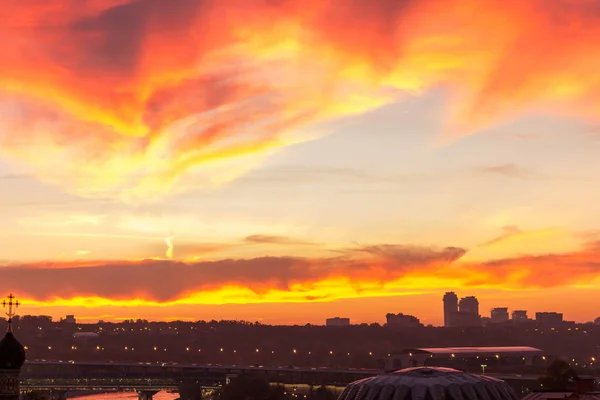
(1, 0), (600, 325)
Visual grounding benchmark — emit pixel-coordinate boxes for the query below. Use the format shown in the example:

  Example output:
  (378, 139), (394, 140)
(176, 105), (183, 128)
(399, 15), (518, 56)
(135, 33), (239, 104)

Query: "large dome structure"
(338, 367), (519, 400)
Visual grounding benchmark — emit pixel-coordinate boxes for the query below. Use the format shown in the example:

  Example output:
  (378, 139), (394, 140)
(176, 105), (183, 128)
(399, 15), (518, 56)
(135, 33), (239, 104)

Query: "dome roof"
(0, 332), (26, 369)
(339, 367), (519, 400)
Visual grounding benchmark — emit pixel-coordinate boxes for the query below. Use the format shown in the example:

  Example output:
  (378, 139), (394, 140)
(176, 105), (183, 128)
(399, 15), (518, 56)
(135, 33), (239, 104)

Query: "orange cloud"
(1, 0), (599, 199)
(4, 242), (600, 311)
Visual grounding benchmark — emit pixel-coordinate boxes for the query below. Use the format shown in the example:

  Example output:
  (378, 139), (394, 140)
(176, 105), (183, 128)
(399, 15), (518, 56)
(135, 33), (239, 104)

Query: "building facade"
(386, 313), (421, 328)
(536, 312), (563, 327)
(443, 293), (482, 327)
(491, 308), (510, 324)
(325, 317), (350, 327)
(459, 296), (479, 316)
(64, 315), (76, 324)
(512, 310), (529, 321)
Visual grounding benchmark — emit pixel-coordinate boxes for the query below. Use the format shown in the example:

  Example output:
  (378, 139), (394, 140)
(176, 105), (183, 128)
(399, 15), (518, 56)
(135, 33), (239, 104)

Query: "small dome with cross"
(0, 294), (26, 370)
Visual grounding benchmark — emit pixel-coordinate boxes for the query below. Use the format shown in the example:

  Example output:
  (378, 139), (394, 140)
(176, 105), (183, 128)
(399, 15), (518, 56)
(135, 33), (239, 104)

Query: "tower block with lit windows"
(0, 294), (26, 400)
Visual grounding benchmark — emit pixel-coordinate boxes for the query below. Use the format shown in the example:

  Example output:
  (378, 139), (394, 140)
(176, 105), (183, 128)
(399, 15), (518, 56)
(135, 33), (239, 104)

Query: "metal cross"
(2, 294), (19, 320)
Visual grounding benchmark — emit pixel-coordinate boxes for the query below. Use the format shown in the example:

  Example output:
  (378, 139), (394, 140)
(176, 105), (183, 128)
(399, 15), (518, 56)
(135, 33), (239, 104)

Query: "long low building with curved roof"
(402, 346), (543, 356)
(385, 346), (546, 371)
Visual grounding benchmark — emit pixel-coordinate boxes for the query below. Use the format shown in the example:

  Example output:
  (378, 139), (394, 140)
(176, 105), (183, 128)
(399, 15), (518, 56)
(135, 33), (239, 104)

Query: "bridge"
(21, 361), (377, 399)
(22, 360), (378, 384)
(20, 361), (591, 399)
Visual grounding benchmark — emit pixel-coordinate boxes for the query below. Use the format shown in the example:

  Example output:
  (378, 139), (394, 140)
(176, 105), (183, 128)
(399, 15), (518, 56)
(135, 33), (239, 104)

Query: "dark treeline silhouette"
(538, 359), (578, 391)
(8, 316), (600, 375)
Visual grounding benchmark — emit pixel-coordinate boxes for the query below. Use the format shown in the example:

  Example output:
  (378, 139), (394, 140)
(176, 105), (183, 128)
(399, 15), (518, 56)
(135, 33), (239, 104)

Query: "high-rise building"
(443, 292), (458, 327)
(459, 296), (479, 315)
(490, 308), (509, 323)
(442, 293), (482, 327)
(536, 312), (563, 327)
(452, 312), (482, 327)
(512, 310), (528, 322)
(326, 317), (350, 327)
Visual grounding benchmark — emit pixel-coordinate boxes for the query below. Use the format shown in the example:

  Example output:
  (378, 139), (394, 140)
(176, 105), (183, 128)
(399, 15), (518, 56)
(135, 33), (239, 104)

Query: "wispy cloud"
(18, 213), (107, 228)
(479, 225), (522, 247)
(0, 174), (29, 180)
(479, 225), (563, 248)
(244, 234), (315, 246)
(472, 163), (590, 181)
(239, 166), (371, 185)
(473, 163), (533, 179)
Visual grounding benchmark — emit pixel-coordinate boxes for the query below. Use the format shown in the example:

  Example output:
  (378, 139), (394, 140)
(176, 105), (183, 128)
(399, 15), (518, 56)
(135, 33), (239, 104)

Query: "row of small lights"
(39, 345), (383, 356)
(32, 347), (600, 363)
(95, 326), (232, 332)
(31, 325), (599, 332)
(53, 346), (379, 356)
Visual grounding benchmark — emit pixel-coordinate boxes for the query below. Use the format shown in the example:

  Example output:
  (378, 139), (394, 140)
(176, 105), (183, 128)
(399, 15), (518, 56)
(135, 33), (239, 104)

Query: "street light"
(481, 364), (487, 374)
